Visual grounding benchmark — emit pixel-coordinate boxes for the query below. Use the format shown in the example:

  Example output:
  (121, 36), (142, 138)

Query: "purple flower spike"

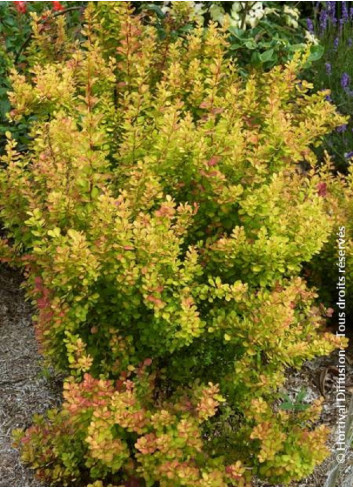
(337, 124), (347, 133)
(349, 38), (353, 47)
(344, 151), (353, 159)
(342, 2), (348, 22)
(325, 62), (332, 74)
(327, 1), (337, 23)
(320, 9), (328, 31)
(341, 72), (350, 88)
(350, 7), (353, 19)
(327, 1), (335, 15)
(334, 37), (339, 49)
(306, 18), (314, 33)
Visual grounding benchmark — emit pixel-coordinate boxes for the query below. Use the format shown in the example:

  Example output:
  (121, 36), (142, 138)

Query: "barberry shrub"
(0, 2), (348, 486)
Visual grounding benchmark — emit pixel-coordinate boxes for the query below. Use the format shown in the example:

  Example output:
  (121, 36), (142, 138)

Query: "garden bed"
(0, 266), (62, 487)
(287, 353), (353, 487)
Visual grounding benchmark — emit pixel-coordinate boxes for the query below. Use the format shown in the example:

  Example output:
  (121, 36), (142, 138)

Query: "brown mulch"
(285, 351), (353, 487)
(0, 266), (62, 487)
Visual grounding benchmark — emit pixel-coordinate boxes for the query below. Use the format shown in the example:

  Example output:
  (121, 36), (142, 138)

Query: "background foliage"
(306, 1), (353, 171)
(0, 1), (85, 153)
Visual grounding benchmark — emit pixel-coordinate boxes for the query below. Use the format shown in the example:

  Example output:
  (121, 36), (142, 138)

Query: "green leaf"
(145, 4), (165, 19)
(229, 43), (242, 51)
(47, 228), (61, 238)
(259, 48), (274, 63)
(288, 43), (306, 52)
(91, 187), (100, 199)
(228, 26), (244, 39)
(245, 40), (256, 50)
(308, 44), (324, 62)
(250, 51), (261, 65)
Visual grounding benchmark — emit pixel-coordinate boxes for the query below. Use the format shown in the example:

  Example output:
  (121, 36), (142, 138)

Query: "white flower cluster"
(160, 0), (318, 44)
(305, 31), (319, 45)
(210, 2), (265, 29)
(208, 2), (301, 31)
(233, 2), (266, 29)
(161, 1), (206, 24)
(283, 5), (300, 29)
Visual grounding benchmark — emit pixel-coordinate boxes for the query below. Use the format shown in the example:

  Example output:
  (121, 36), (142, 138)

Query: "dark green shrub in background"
(141, 1), (319, 74)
